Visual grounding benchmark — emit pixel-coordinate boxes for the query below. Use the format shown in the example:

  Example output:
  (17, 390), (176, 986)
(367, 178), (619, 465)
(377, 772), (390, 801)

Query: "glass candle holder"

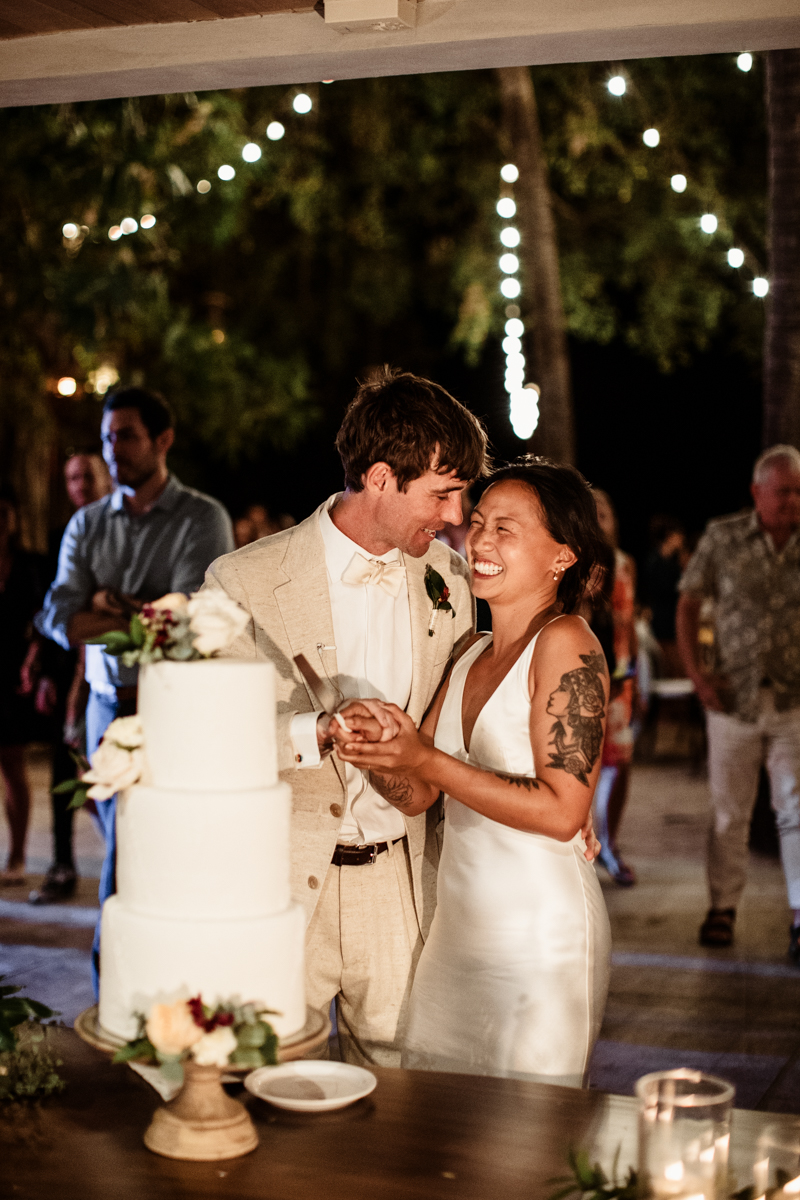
(635, 1069), (735, 1199)
(751, 1120), (800, 1198)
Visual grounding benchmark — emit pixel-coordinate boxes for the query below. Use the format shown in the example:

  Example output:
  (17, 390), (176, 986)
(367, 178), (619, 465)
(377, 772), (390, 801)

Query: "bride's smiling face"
(465, 480), (576, 602)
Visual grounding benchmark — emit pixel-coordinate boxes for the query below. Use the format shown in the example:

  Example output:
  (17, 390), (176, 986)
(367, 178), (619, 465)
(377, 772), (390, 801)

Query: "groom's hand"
(324, 699), (401, 751)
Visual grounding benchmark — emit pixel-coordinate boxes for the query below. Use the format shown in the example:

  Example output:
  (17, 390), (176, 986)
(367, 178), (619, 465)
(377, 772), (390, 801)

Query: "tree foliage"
(0, 56), (766, 529)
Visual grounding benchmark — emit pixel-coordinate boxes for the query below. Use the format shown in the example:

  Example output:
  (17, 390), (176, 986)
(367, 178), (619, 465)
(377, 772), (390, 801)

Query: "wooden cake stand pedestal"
(75, 1005), (331, 1162)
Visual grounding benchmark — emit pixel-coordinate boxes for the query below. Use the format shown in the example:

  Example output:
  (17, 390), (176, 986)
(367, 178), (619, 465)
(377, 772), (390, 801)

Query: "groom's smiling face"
(376, 465), (468, 558)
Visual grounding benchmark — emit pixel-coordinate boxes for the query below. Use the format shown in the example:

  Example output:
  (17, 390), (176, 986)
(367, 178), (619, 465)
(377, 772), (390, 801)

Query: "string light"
(293, 93), (312, 114)
(62, 222), (79, 239)
(502, 335), (522, 354)
(120, 217), (138, 234)
(87, 365), (119, 395)
(500, 227), (520, 248)
(197, 180), (211, 194)
(499, 253), (519, 274)
(108, 225), (122, 241)
(242, 143), (262, 162)
(509, 385), (540, 441)
(140, 214), (156, 229)
(753, 277), (769, 297)
(496, 198), (516, 219)
(217, 165), (235, 181)
(266, 122), (285, 141)
(727, 248), (744, 268)
(607, 76), (626, 96)
(642, 128), (660, 147)
(500, 278), (521, 299)
(737, 53), (753, 72)
(57, 376), (77, 396)
(505, 317), (524, 338)
(700, 214), (718, 233)
(500, 163), (519, 183)
(670, 174), (687, 193)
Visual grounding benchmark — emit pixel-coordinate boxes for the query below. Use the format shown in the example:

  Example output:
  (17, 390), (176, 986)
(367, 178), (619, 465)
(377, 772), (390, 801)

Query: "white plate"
(244, 1061), (377, 1112)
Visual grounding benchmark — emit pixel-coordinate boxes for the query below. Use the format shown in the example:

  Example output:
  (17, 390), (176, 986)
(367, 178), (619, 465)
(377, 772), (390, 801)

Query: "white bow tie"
(341, 552), (406, 598)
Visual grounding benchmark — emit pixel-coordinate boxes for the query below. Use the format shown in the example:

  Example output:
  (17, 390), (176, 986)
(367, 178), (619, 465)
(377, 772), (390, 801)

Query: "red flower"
(441, 586), (450, 602)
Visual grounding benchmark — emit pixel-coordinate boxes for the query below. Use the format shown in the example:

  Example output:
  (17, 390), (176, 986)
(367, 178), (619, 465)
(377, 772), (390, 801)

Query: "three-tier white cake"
(97, 658), (306, 1042)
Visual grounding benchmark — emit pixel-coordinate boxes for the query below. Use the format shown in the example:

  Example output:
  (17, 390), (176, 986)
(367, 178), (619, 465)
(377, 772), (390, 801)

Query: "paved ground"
(2, 746), (799, 1111)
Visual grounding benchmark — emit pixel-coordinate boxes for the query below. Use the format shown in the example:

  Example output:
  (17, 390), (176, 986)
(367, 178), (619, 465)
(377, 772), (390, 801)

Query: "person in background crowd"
(233, 504), (295, 549)
(592, 489), (639, 886)
(37, 387), (234, 987)
(0, 491), (45, 886)
(23, 453), (111, 904)
(643, 516), (690, 678)
(677, 445), (800, 963)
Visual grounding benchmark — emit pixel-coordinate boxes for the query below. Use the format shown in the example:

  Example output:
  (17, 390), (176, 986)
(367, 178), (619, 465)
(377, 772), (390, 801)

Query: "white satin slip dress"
(402, 626), (611, 1086)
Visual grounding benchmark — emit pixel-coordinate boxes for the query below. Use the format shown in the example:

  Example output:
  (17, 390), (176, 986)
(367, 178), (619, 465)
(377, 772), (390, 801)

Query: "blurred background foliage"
(0, 54), (765, 551)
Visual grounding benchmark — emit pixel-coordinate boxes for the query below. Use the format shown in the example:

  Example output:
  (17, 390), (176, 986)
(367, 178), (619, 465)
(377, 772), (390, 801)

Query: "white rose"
(191, 1025), (238, 1068)
(187, 590), (249, 657)
(83, 740), (144, 800)
(104, 715), (144, 749)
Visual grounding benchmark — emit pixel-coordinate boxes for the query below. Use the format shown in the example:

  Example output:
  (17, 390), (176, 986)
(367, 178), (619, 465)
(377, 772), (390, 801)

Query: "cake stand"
(75, 1004), (331, 1161)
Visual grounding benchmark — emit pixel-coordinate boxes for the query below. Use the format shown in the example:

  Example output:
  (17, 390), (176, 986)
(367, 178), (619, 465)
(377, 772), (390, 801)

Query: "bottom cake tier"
(98, 896), (306, 1042)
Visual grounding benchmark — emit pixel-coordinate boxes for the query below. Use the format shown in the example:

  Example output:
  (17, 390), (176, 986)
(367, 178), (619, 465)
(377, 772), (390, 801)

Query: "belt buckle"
(363, 843), (379, 865)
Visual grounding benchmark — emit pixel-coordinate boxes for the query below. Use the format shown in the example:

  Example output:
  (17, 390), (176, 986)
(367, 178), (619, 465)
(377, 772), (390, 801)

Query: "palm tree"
(497, 66), (575, 464)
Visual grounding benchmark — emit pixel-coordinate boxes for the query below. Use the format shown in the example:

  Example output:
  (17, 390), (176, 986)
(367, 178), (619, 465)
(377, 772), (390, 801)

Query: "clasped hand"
(328, 700), (428, 775)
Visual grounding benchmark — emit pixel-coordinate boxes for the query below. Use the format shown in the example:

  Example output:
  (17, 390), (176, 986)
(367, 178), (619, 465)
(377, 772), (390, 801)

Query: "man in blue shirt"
(38, 387), (234, 989)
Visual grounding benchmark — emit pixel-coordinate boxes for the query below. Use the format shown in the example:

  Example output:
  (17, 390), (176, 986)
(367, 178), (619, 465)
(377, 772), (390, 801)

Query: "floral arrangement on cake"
(89, 588), (249, 667)
(53, 589), (249, 810)
(0, 976), (64, 1101)
(113, 996), (279, 1082)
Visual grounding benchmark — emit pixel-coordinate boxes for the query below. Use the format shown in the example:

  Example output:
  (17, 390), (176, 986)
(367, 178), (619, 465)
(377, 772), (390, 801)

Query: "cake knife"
(293, 654), (352, 733)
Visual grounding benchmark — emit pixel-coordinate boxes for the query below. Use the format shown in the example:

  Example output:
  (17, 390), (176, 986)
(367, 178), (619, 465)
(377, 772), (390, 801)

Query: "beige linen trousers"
(203, 499), (475, 1064)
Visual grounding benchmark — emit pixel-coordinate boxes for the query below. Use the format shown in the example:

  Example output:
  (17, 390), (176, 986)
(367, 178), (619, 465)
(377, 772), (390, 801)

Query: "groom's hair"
(336, 367), (489, 492)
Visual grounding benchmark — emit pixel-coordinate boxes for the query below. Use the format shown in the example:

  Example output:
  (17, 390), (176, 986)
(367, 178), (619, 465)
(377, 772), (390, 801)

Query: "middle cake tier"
(115, 782), (291, 919)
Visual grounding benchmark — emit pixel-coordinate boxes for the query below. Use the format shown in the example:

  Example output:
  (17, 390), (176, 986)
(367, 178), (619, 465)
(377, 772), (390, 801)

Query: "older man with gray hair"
(677, 445), (800, 963)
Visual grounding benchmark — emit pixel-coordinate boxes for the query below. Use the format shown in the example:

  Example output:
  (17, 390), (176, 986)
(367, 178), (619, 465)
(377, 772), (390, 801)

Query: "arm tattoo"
(371, 773), (415, 810)
(493, 770), (540, 791)
(544, 651), (607, 786)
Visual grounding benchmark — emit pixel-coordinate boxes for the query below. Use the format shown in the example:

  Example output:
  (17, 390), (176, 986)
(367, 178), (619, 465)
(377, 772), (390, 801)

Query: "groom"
(204, 368), (487, 1066)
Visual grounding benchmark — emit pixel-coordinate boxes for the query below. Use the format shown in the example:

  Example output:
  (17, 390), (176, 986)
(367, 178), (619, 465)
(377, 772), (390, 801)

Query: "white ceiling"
(2, 0), (799, 108)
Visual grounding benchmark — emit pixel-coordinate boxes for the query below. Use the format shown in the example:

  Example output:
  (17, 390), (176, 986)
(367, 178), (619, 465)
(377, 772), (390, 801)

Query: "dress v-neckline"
(459, 616), (565, 756)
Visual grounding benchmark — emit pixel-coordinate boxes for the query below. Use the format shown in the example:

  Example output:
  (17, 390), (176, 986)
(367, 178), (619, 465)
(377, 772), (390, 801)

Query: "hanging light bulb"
(700, 214), (718, 234)
(266, 122), (285, 141)
(727, 248), (744, 268)
(496, 198), (517, 219)
(500, 278), (521, 299)
(737, 53), (753, 72)
(670, 174), (687, 193)
(500, 227), (521, 248)
(607, 76), (626, 96)
(500, 163), (519, 183)
(642, 128), (660, 148)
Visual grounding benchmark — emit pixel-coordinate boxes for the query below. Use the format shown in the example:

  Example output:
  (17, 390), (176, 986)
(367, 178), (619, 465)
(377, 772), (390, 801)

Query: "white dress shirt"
(290, 496), (412, 844)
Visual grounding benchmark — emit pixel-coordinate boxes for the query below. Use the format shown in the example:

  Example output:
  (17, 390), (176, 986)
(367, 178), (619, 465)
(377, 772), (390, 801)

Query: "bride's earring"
(553, 570), (560, 581)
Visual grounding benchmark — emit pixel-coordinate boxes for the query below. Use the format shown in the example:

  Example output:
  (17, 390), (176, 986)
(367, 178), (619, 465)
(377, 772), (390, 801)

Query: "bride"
(335, 457), (612, 1086)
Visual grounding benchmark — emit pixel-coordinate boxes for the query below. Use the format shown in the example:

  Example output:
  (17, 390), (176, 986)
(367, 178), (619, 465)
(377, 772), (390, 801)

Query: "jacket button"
(330, 804), (342, 819)
(308, 876), (318, 890)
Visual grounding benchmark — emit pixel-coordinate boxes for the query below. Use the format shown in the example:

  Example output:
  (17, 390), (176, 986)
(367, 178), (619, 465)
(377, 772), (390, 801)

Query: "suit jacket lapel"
(274, 504), (338, 711)
(405, 553), (441, 724)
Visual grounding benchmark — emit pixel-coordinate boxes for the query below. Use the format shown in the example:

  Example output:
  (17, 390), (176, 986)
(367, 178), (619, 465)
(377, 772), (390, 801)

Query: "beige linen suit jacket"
(203, 499), (475, 939)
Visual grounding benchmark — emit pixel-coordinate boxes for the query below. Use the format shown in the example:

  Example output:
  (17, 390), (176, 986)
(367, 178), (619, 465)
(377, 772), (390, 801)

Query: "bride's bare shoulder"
(535, 614), (604, 662)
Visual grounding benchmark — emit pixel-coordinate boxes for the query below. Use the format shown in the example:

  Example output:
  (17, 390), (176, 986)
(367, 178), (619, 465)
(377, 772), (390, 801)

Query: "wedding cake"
(97, 658), (306, 1042)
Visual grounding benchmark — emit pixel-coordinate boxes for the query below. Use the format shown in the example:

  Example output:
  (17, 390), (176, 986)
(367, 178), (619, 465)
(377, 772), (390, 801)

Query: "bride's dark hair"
(485, 456), (613, 615)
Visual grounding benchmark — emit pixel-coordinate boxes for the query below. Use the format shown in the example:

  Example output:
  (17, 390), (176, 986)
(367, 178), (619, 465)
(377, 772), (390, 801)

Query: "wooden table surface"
(2, 1030), (797, 1200)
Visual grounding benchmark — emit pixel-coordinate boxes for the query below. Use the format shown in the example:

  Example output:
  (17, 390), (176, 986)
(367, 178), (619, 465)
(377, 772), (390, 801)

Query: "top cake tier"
(137, 659), (277, 791)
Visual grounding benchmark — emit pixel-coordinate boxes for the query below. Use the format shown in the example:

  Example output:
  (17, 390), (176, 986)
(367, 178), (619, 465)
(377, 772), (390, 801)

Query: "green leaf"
(86, 630), (136, 654)
(155, 1053), (184, 1084)
(236, 1021), (268, 1049)
(52, 778), (83, 795)
(230, 1047), (264, 1068)
(67, 787), (91, 811)
(112, 1037), (155, 1064)
(129, 613), (146, 648)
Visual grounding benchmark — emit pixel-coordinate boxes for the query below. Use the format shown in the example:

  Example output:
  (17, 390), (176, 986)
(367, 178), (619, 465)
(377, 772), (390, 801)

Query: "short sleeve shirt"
(679, 509), (800, 721)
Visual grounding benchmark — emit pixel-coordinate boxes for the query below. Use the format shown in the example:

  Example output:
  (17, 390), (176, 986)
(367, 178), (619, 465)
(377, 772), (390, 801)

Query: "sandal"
(0, 866), (27, 887)
(699, 908), (736, 947)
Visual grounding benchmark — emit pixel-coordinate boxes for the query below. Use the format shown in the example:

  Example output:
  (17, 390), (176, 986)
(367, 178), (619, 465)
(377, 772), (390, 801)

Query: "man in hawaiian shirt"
(677, 445), (800, 964)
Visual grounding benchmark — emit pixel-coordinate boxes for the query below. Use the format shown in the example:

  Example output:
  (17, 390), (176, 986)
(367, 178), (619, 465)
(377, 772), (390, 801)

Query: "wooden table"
(2, 1030), (797, 1199)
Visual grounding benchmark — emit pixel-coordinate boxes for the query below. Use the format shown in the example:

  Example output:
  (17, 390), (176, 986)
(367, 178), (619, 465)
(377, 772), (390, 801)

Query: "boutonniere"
(425, 565), (455, 637)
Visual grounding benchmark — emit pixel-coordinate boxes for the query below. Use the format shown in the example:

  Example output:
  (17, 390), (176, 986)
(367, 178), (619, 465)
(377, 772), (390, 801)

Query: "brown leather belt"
(331, 840), (402, 867)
